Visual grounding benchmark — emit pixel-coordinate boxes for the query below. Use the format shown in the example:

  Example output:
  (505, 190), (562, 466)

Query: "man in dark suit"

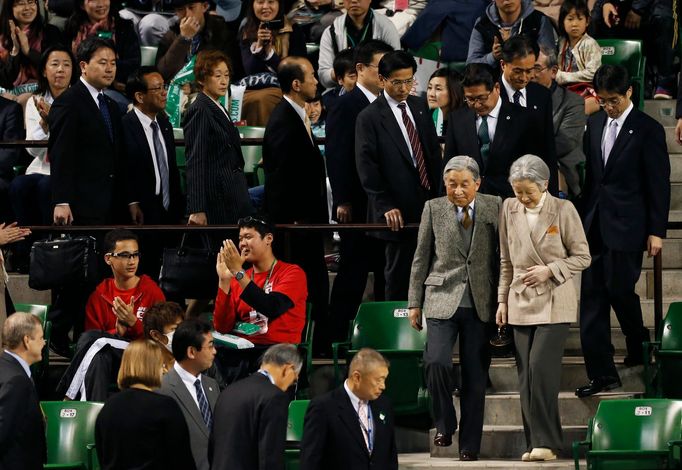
(444, 63), (531, 198)
(209, 343), (301, 470)
(159, 319), (219, 470)
(576, 65), (671, 397)
(263, 57), (329, 349)
(498, 35), (558, 195)
(300, 348), (398, 470)
(0, 96), (24, 222)
(356, 50), (441, 301)
(325, 39), (393, 342)
(0, 313), (46, 470)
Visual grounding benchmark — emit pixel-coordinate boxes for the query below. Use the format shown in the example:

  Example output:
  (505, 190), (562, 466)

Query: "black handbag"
(490, 325), (515, 358)
(159, 233), (218, 299)
(29, 235), (99, 290)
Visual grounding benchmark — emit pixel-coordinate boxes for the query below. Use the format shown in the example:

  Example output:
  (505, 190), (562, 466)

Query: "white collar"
(454, 198), (475, 212)
(4, 350), (31, 378)
(133, 107), (158, 129)
(501, 74), (525, 104)
(524, 191), (548, 214)
(482, 96), (502, 120)
(344, 379), (364, 411)
(80, 76), (104, 104)
(283, 95), (307, 124)
(607, 101), (634, 130)
(174, 361), (201, 384)
(383, 90), (403, 109)
(356, 82), (378, 103)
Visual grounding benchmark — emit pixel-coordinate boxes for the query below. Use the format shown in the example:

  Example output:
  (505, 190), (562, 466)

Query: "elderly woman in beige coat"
(496, 155), (591, 462)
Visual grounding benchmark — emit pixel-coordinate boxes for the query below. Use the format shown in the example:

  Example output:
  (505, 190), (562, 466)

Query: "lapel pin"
(379, 413), (386, 423)
(209, 387), (213, 392)
(506, 116), (510, 120)
(533, 105), (538, 110)
(628, 130), (633, 134)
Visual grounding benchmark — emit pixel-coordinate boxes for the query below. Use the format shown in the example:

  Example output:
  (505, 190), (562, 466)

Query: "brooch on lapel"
(628, 130), (634, 134)
(546, 225), (559, 235)
(505, 116), (510, 120)
(532, 105), (538, 110)
(379, 413), (386, 423)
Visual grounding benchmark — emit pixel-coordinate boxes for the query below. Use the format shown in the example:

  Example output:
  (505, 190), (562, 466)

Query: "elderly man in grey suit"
(532, 46), (586, 198)
(159, 319), (219, 470)
(408, 156), (501, 462)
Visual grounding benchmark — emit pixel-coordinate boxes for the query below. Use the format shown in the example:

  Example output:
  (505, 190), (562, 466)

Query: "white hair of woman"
(508, 154), (550, 190)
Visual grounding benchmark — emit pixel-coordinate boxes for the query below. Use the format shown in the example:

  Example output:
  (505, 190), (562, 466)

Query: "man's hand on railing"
(53, 205), (73, 225)
(188, 212), (208, 225)
(384, 208), (404, 232)
(129, 204), (144, 225)
(647, 235), (663, 257)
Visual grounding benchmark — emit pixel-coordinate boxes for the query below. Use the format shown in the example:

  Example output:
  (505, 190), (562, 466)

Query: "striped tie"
(397, 102), (430, 191)
(194, 378), (213, 429)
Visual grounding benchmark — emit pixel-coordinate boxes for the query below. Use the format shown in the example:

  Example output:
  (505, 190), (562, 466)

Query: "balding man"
(0, 313), (46, 469)
(300, 348), (398, 470)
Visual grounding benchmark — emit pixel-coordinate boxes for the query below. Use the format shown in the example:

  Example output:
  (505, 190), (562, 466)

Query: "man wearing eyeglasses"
(576, 64), (670, 397)
(356, 50), (441, 301)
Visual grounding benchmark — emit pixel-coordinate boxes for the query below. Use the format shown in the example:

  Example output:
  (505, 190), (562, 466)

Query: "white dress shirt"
(601, 101), (634, 145)
(476, 96), (502, 143)
(383, 91), (417, 166)
(356, 82), (378, 103)
(24, 91), (53, 175)
(174, 361), (206, 410)
(133, 107), (168, 196)
(80, 76), (104, 107)
(283, 95), (307, 125)
(455, 198), (475, 223)
(501, 74), (527, 108)
(207, 93), (230, 119)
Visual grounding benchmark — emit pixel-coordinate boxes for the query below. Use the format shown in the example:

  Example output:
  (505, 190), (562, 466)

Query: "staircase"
(398, 99), (682, 469)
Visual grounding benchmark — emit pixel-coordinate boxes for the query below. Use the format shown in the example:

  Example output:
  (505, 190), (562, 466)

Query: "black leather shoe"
(459, 451), (478, 461)
(433, 432), (452, 447)
(624, 355), (644, 367)
(575, 376), (622, 398)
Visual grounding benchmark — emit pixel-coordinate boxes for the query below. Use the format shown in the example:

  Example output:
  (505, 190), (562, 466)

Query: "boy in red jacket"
(85, 229), (166, 340)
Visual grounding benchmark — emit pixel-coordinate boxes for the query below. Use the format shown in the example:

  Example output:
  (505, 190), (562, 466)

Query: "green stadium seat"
(596, 39), (646, 109)
(237, 126), (265, 187)
(284, 399), (310, 470)
(572, 398), (682, 469)
(140, 46), (158, 67)
(644, 302), (682, 398)
(41, 401), (104, 470)
(296, 304), (314, 399)
(15, 303), (51, 380)
(332, 301), (430, 416)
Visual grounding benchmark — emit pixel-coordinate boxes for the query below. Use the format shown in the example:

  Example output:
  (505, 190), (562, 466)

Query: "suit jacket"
(48, 80), (124, 224)
(121, 110), (184, 224)
(0, 97), (23, 184)
(300, 385), (398, 470)
(355, 94), (441, 241)
(498, 195), (591, 325)
(499, 81), (559, 195)
(408, 194), (501, 323)
(264, 98), (327, 223)
(550, 83), (586, 197)
(581, 108), (671, 251)
(183, 92), (253, 224)
(0, 353), (46, 470)
(209, 373), (290, 470)
(325, 86), (371, 220)
(159, 368), (220, 470)
(443, 102), (529, 198)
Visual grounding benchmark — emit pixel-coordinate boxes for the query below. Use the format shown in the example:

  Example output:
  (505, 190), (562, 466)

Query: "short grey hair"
(443, 155), (480, 180)
(2, 312), (41, 350)
(539, 46), (558, 69)
(261, 343), (303, 373)
(348, 348), (390, 377)
(508, 154), (550, 188)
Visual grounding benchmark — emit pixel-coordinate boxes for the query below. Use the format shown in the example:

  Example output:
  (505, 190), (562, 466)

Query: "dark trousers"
(9, 174), (52, 225)
(514, 323), (569, 452)
(384, 235), (418, 301)
(328, 232), (385, 342)
(424, 308), (491, 453)
(580, 223), (648, 379)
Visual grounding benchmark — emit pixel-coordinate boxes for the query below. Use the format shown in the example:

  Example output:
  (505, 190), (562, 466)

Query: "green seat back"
(237, 126), (265, 177)
(350, 301), (426, 350)
(140, 46), (158, 66)
(591, 399), (682, 451)
(296, 304), (314, 396)
(409, 41), (442, 62)
(596, 39), (645, 108)
(655, 303), (682, 398)
(661, 303), (682, 350)
(42, 401), (104, 469)
(286, 400), (310, 442)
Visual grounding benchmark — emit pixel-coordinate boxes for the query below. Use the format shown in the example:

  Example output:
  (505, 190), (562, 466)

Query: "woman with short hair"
(497, 154), (591, 462)
(95, 339), (196, 470)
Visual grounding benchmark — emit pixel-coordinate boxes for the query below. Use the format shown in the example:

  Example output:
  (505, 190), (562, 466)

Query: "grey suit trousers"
(513, 323), (569, 452)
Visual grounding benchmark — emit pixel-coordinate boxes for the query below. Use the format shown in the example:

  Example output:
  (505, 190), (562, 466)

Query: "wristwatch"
(235, 270), (246, 281)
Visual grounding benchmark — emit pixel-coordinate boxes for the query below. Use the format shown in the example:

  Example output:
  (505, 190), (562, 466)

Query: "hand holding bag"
(159, 233), (218, 299)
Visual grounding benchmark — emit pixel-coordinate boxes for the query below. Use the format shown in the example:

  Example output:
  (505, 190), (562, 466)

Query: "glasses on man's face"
(388, 77), (414, 88)
(464, 92), (493, 105)
(107, 251), (141, 260)
(597, 96), (623, 108)
(238, 216), (268, 226)
(14, 0), (37, 7)
(532, 65), (548, 74)
(146, 83), (169, 94)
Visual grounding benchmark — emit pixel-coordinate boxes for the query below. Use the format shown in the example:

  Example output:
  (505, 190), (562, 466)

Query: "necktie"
(358, 400), (371, 452)
(150, 121), (170, 210)
(477, 115), (490, 167)
(460, 205), (472, 229)
(97, 93), (113, 142)
(397, 102), (430, 191)
(513, 90), (522, 105)
(194, 378), (213, 429)
(602, 120), (618, 167)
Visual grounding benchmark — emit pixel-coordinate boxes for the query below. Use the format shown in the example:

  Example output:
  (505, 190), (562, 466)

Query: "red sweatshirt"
(85, 275), (166, 340)
(214, 261), (307, 344)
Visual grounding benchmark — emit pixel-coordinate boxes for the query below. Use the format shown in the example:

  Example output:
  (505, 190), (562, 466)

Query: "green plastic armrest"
(572, 439), (590, 470)
(331, 341), (351, 386)
(86, 443), (96, 470)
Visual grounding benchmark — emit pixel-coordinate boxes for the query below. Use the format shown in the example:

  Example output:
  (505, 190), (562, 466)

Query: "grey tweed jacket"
(408, 193), (502, 322)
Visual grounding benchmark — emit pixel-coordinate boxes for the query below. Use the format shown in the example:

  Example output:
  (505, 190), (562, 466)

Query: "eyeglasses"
(387, 77), (414, 87)
(106, 251), (141, 260)
(14, 0), (37, 7)
(238, 216), (268, 226)
(532, 65), (548, 73)
(463, 92), (493, 105)
(597, 96), (623, 108)
(146, 83), (169, 93)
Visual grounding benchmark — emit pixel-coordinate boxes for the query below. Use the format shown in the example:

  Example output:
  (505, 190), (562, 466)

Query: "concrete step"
(670, 210), (682, 223)
(665, 127), (682, 155)
(671, 154), (682, 183)
(399, 453), (581, 469)
(6, 274), (50, 305)
(672, 183), (682, 211)
(454, 391), (639, 427)
(429, 426), (587, 459)
(644, 100), (677, 128)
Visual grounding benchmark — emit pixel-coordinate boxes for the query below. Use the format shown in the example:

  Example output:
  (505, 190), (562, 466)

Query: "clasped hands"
(215, 239), (247, 284)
